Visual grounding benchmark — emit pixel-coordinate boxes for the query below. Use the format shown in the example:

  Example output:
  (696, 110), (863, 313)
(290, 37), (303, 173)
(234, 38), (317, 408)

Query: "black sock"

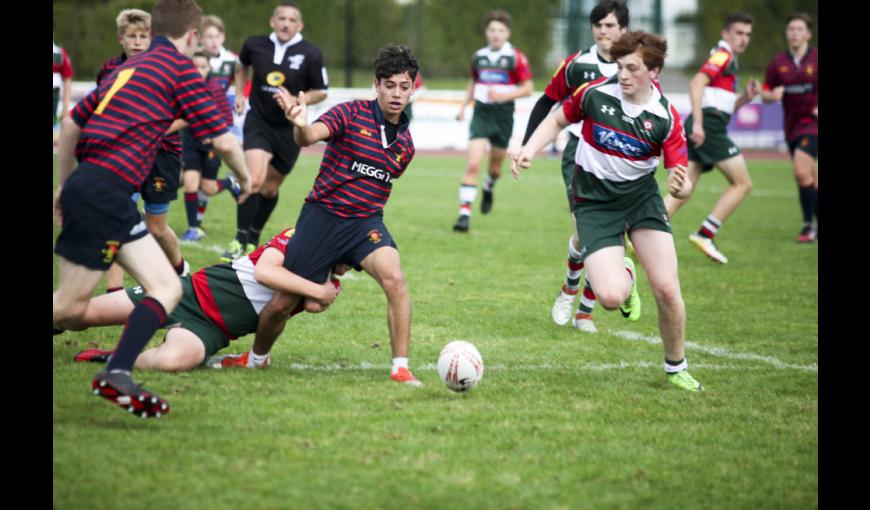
(53, 327), (65, 336)
(235, 193), (261, 243)
(184, 192), (199, 229)
(665, 358), (685, 366)
(248, 194), (278, 237)
(798, 186), (816, 224)
(107, 297), (166, 372)
(106, 287), (123, 294)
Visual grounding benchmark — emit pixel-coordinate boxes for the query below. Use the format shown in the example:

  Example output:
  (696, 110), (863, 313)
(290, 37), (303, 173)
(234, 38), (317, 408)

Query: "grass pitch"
(53, 152), (817, 509)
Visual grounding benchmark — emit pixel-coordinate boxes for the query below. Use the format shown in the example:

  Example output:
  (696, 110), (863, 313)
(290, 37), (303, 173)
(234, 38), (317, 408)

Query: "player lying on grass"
(64, 227), (343, 371)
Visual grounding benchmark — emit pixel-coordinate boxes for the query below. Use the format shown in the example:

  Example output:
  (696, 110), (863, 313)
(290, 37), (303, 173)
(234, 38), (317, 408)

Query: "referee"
(222, 0), (328, 261)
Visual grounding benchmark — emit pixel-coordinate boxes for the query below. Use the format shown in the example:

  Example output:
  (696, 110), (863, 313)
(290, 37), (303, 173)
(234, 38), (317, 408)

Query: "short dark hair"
(485, 10), (512, 29)
(724, 12), (753, 30)
(274, 1), (302, 19)
(786, 12), (813, 31)
(152, 0), (203, 39)
(610, 30), (667, 72)
(373, 45), (419, 81)
(590, 0), (629, 28)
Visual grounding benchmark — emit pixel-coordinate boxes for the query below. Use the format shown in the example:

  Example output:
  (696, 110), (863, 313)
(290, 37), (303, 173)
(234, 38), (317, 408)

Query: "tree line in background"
(54, 0), (817, 85)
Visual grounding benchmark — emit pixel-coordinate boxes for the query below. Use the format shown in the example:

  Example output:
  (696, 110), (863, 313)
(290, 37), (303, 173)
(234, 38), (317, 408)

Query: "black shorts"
(788, 134), (818, 160)
(182, 129), (222, 180)
(282, 202), (397, 282)
(243, 110), (300, 175)
(54, 165), (149, 271)
(141, 149), (183, 213)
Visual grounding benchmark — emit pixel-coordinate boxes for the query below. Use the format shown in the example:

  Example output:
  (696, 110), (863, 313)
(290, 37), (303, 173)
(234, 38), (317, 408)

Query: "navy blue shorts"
(788, 134), (818, 160)
(282, 202), (397, 282)
(243, 110), (300, 175)
(54, 165), (148, 270)
(141, 149), (183, 213)
(182, 129), (222, 180)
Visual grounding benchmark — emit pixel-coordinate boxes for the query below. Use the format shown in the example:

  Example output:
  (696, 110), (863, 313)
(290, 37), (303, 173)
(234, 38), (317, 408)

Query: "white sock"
(459, 185), (477, 207)
(248, 351), (269, 367)
(392, 357), (408, 374)
(664, 358), (688, 374)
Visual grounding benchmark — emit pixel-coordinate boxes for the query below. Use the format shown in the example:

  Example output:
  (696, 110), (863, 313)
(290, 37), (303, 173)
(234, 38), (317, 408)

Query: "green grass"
(53, 153), (817, 509)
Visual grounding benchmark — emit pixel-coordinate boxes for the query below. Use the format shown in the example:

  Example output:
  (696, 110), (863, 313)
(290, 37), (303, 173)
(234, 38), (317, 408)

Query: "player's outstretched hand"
(508, 147), (533, 179)
(668, 164), (693, 199)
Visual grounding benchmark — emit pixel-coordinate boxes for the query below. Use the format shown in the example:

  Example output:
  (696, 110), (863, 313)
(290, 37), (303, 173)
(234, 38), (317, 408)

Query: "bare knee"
(651, 282), (682, 309)
(141, 353), (196, 372)
(201, 181), (218, 195)
(594, 289), (626, 310)
(379, 269), (408, 299)
(147, 277), (182, 312)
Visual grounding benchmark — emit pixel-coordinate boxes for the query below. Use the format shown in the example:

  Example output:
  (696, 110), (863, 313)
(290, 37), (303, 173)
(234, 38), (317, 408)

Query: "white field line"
(282, 361), (808, 372)
(611, 330), (817, 372)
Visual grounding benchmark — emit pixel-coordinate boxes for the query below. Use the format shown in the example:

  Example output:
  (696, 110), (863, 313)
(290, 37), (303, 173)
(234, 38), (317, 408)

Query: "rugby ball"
(437, 341), (484, 392)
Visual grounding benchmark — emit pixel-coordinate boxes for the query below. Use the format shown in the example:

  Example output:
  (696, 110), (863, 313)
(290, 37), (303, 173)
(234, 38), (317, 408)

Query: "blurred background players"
(53, 0), (251, 418)
(181, 51), (242, 241)
(522, 0), (629, 333)
(453, 9), (533, 233)
(222, 1), (328, 261)
(760, 13), (818, 243)
(663, 13), (759, 264)
(53, 25), (74, 128)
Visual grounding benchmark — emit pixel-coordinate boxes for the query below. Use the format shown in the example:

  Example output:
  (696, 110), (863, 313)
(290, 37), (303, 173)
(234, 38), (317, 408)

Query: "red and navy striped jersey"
(96, 53), (182, 156)
(71, 37), (228, 187)
(206, 74), (234, 126)
(307, 100), (415, 218)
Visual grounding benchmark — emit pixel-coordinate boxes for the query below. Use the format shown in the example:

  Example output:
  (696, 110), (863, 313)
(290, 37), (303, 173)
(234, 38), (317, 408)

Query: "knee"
(201, 181), (218, 195)
(149, 277), (182, 312)
(736, 178), (752, 196)
(379, 269), (408, 299)
(145, 215), (169, 236)
(594, 288), (626, 310)
(651, 282), (682, 308)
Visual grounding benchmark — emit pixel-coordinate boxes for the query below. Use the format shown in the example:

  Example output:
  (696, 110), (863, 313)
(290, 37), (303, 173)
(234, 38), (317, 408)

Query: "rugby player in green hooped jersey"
(453, 9), (533, 233)
(523, 0), (630, 335)
(511, 31), (703, 392)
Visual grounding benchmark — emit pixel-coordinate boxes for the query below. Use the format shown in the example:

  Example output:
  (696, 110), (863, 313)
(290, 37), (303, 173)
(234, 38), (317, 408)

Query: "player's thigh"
(715, 154), (751, 187)
(115, 235), (180, 308)
(54, 258), (105, 315)
(245, 148), (273, 185)
(360, 246), (405, 292)
(182, 170), (201, 192)
(582, 245), (629, 300)
(80, 290), (137, 328)
(155, 327), (207, 370)
(629, 228), (680, 293)
(792, 149), (816, 186)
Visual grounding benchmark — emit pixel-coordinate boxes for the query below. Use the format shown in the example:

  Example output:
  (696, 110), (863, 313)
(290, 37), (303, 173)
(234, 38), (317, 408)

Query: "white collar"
(269, 32), (303, 65)
(717, 39), (733, 53)
(615, 81), (666, 118)
(482, 41), (513, 61)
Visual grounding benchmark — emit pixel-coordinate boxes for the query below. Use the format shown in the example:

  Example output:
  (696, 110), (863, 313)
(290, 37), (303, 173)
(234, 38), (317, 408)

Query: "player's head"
(201, 15), (226, 56)
(589, 1), (629, 55)
(484, 10), (512, 50)
(610, 31), (666, 98)
(785, 12), (813, 50)
(192, 51), (211, 79)
(151, 0), (203, 57)
(372, 45), (419, 120)
(271, 1), (303, 43)
(116, 9), (151, 58)
(721, 12), (753, 54)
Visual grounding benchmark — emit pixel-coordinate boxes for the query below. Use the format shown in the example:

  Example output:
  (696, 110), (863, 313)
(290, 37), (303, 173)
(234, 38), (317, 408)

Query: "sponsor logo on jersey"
(621, 115), (635, 125)
(479, 69), (510, 84)
(783, 83), (813, 95)
(708, 50), (729, 67)
(266, 71), (286, 86)
(642, 120), (653, 131)
(360, 128), (372, 137)
(779, 66), (790, 73)
(592, 123), (652, 158)
(368, 229), (383, 244)
(805, 65), (814, 75)
(351, 161), (391, 183)
(396, 153), (403, 163)
(288, 54), (306, 70)
(101, 240), (120, 264)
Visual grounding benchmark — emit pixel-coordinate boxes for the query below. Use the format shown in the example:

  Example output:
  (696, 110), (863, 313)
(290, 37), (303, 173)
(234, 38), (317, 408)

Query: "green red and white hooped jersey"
(698, 40), (739, 114)
(53, 41), (73, 90)
(470, 42), (532, 104)
(209, 46), (240, 92)
(563, 75), (688, 183)
(545, 45), (618, 137)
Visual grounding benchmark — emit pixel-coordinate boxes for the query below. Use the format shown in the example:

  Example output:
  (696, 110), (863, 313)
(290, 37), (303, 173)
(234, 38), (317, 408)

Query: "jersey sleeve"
(662, 104), (689, 168)
(307, 48), (328, 90)
(543, 53), (576, 101)
(762, 58), (781, 91)
(513, 49), (533, 82)
(699, 49), (732, 80)
(175, 64), (229, 141)
(60, 48), (74, 79)
(561, 81), (594, 124)
(315, 101), (353, 140)
(70, 87), (99, 127)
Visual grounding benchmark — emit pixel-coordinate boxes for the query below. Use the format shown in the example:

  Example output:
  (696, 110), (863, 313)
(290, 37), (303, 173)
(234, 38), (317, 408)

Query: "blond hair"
(116, 8), (151, 36)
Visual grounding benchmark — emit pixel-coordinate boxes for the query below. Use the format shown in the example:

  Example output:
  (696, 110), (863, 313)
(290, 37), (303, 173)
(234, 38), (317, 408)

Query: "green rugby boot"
(619, 256), (641, 321)
(220, 239), (243, 262)
(668, 370), (703, 392)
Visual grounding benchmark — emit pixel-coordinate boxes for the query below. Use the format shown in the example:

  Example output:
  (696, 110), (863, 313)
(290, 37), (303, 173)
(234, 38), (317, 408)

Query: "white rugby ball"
(437, 341), (484, 392)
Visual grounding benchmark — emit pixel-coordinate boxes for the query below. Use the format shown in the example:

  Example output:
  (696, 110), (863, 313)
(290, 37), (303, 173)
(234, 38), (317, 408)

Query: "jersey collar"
(717, 39), (733, 53)
(481, 41), (513, 62)
(269, 32), (303, 65)
(611, 79), (667, 119)
(592, 44), (614, 64)
(370, 100), (410, 148)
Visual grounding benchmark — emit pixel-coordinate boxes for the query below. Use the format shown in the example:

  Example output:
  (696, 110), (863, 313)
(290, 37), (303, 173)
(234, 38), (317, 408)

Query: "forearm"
(523, 94), (558, 144)
(255, 265), (329, 301)
(303, 89), (327, 106)
(252, 294), (301, 356)
(62, 80), (72, 116)
(503, 81), (534, 101)
(235, 65), (249, 96)
(525, 111), (566, 155)
(293, 124), (317, 146)
(57, 117), (82, 187)
(211, 132), (249, 183)
(462, 81), (475, 107)
(689, 75), (707, 117)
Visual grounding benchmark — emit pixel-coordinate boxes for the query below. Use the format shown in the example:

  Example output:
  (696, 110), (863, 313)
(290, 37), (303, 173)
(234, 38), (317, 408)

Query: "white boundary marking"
(280, 361), (811, 372)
